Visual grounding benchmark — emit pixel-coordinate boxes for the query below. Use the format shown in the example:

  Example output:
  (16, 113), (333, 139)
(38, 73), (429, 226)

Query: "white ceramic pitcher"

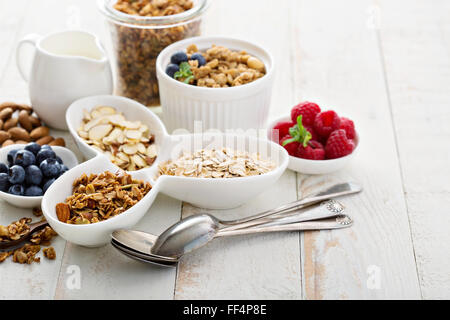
(16, 30), (113, 130)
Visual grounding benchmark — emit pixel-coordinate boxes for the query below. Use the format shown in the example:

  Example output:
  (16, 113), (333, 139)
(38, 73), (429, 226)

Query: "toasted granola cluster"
(159, 148), (276, 178)
(114, 0), (193, 16)
(110, 0), (201, 106)
(56, 171), (152, 224)
(0, 216), (57, 265)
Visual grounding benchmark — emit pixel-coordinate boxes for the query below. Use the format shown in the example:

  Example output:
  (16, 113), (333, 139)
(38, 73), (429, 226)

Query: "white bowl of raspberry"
(268, 102), (359, 175)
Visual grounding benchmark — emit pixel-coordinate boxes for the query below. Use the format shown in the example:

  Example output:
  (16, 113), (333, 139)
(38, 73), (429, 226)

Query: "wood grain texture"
(292, 0), (421, 299)
(378, 0), (450, 299)
(174, 0), (302, 299)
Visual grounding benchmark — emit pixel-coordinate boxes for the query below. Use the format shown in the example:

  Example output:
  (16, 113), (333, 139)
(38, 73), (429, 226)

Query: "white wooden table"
(0, 0), (449, 300)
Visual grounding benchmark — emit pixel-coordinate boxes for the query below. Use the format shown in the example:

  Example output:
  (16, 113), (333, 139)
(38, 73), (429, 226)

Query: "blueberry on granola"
(170, 51), (188, 65)
(166, 63), (180, 78)
(190, 52), (206, 66)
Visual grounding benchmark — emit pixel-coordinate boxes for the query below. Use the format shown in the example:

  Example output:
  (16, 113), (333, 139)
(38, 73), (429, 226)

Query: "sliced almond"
(122, 143), (138, 155)
(88, 124), (112, 141)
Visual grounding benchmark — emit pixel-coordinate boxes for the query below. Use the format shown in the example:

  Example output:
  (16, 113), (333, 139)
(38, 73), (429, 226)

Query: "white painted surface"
(0, 0), (448, 299)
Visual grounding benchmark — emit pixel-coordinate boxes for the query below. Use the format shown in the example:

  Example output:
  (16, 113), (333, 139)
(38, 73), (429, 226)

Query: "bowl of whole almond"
(268, 101), (359, 175)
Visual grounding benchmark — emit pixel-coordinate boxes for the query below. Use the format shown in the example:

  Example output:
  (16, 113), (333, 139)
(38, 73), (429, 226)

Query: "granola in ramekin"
(165, 44), (266, 88)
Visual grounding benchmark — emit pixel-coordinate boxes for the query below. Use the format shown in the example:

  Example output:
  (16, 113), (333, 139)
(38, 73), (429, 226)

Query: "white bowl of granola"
(156, 36), (275, 133)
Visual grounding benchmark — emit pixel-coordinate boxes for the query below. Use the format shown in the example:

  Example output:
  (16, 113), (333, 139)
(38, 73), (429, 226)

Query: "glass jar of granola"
(98, 0), (209, 107)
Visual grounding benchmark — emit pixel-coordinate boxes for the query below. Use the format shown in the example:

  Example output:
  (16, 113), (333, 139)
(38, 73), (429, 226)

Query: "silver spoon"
(112, 214), (353, 267)
(151, 199), (346, 258)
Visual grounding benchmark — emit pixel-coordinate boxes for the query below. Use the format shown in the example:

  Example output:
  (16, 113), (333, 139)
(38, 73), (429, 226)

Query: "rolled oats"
(56, 171), (152, 224)
(174, 45), (266, 87)
(77, 106), (157, 171)
(110, 0), (201, 106)
(158, 148), (276, 178)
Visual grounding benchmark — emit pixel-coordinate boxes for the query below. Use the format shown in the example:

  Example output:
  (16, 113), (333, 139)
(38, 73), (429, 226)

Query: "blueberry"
(170, 51), (188, 65)
(7, 149), (19, 166)
(24, 142), (41, 155)
(0, 163), (8, 174)
(190, 53), (206, 66)
(42, 178), (56, 193)
(165, 63), (180, 78)
(25, 185), (43, 197)
(41, 144), (52, 150)
(55, 156), (63, 164)
(59, 165), (69, 176)
(25, 165), (43, 185)
(40, 158), (61, 178)
(8, 165), (25, 184)
(0, 173), (9, 192)
(8, 184), (24, 196)
(14, 150), (35, 167)
(36, 148), (56, 164)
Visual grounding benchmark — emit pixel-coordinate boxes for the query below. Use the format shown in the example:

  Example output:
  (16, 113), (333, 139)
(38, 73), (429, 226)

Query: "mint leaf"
(282, 115), (312, 147)
(175, 62), (193, 81)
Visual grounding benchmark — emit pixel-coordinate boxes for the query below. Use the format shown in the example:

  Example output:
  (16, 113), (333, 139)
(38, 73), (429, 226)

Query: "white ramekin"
(156, 36), (275, 133)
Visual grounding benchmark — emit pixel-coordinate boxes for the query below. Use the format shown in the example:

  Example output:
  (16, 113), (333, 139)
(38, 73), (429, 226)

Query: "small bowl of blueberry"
(0, 143), (78, 208)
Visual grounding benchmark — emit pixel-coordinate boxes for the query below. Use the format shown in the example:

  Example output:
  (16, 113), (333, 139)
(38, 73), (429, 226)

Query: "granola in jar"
(100, 0), (208, 106)
(165, 44), (266, 87)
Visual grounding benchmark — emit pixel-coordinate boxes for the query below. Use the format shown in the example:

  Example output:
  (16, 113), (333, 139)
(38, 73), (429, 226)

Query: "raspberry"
(339, 117), (356, 140)
(291, 102), (321, 127)
(298, 140), (325, 160)
(304, 125), (321, 143)
(280, 135), (300, 156)
(325, 129), (355, 159)
(271, 121), (295, 143)
(314, 110), (341, 139)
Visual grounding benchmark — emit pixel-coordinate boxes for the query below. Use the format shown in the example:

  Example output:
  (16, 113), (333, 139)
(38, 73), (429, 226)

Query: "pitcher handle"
(16, 33), (41, 82)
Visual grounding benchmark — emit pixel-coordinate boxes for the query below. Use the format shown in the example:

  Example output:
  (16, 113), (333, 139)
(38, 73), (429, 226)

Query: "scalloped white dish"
(41, 95), (289, 247)
(0, 144), (79, 208)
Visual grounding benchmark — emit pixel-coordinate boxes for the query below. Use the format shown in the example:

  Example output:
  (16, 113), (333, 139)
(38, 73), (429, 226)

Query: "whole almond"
(0, 107), (13, 121)
(2, 139), (14, 147)
(8, 127), (30, 141)
(29, 116), (41, 128)
(56, 203), (70, 223)
(48, 137), (66, 147)
(0, 102), (20, 112)
(36, 135), (54, 145)
(30, 126), (49, 140)
(0, 130), (11, 144)
(0, 119), (3, 130)
(17, 104), (33, 114)
(3, 117), (18, 131)
(18, 110), (33, 132)
(14, 140), (28, 144)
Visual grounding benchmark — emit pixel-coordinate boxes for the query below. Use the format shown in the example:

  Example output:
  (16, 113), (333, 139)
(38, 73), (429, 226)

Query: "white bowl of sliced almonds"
(66, 95), (166, 172)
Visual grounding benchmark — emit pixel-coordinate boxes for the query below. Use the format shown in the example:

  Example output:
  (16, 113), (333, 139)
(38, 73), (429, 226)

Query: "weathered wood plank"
(378, 0), (450, 299)
(292, 0), (421, 299)
(174, 0), (302, 299)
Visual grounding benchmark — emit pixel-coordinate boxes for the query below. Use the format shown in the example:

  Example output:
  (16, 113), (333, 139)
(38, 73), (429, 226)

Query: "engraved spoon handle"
(216, 215), (353, 237)
(219, 182), (361, 226)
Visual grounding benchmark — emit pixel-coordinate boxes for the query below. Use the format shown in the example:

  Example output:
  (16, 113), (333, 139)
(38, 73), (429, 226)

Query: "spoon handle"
(219, 182), (362, 226)
(220, 199), (346, 232)
(216, 215), (353, 237)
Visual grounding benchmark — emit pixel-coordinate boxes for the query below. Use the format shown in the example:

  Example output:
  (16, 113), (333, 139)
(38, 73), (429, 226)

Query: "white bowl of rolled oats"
(154, 133), (288, 209)
(156, 36), (275, 133)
